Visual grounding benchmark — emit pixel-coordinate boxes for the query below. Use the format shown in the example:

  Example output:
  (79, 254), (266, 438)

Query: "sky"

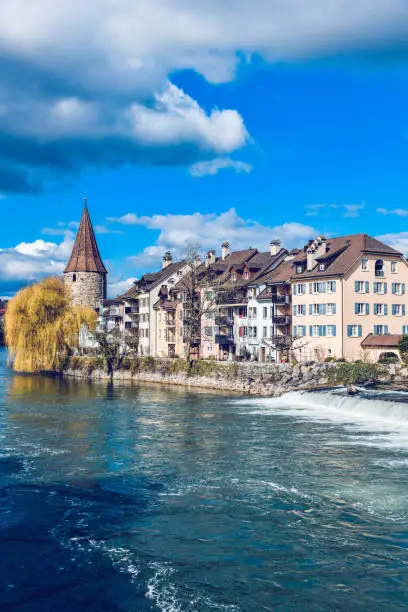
(2, 1), (408, 297)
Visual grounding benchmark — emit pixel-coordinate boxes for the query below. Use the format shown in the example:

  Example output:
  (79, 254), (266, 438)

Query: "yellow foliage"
(5, 277), (97, 373)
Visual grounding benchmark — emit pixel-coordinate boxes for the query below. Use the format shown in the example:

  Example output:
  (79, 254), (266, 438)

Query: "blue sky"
(1, 1), (408, 296)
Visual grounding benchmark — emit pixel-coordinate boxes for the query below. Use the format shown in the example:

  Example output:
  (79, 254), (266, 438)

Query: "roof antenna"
(83, 196), (88, 209)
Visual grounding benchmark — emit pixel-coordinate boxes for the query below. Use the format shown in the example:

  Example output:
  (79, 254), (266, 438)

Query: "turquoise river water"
(2, 348), (408, 611)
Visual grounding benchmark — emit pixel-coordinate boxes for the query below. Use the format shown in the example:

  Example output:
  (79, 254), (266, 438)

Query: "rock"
(347, 384), (358, 396)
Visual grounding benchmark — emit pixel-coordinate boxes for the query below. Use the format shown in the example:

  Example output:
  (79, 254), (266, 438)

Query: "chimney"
(221, 241), (230, 260)
(270, 239), (281, 257)
(307, 247), (315, 271)
(194, 255), (202, 268)
(162, 251), (172, 269)
(205, 250), (216, 267)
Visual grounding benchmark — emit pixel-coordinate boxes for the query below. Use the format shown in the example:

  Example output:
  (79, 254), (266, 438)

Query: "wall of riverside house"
(343, 255), (408, 361)
(64, 272), (106, 310)
(291, 276), (343, 362)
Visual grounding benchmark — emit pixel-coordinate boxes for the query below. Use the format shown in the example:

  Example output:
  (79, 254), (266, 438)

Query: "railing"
(375, 270), (385, 278)
(109, 308), (122, 317)
(215, 334), (234, 346)
(272, 316), (291, 325)
(215, 293), (247, 305)
(215, 315), (234, 326)
(271, 295), (290, 304)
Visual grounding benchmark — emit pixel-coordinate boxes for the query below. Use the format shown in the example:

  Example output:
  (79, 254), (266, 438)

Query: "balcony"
(215, 315), (234, 326)
(271, 295), (290, 305)
(272, 316), (291, 326)
(215, 292), (247, 306)
(109, 308), (122, 317)
(215, 334), (234, 346)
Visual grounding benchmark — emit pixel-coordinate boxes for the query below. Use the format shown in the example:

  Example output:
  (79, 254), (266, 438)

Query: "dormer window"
(296, 265), (303, 274)
(319, 263), (325, 271)
(231, 272), (237, 281)
(375, 259), (385, 278)
(244, 271), (249, 280)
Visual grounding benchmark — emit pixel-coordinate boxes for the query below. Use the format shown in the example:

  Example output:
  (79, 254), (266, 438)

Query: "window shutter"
(403, 305), (406, 316)
(293, 305), (297, 316)
(403, 284), (406, 295)
(302, 326), (306, 337)
(392, 304), (396, 315)
(384, 284), (388, 294)
(358, 325), (362, 337)
(332, 326), (337, 337)
(322, 304), (327, 315)
(365, 281), (369, 293)
(309, 304), (313, 315)
(366, 304), (370, 315)
(322, 326), (326, 336)
(355, 303), (358, 315)
(392, 283), (396, 295)
(385, 325), (389, 335)
(347, 325), (352, 337)
(374, 283), (378, 294)
(309, 283), (312, 294)
(309, 325), (313, 336)
(384, 304), (388, 316)
(293, 285), (297, 296)
(355, 280), (359, 292)
(333, 304), (337, 315)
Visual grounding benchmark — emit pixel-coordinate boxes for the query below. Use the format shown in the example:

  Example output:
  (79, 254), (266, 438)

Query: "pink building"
(290, 234), (408, 362)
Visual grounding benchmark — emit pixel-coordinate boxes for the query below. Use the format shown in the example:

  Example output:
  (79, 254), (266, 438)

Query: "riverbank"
(62, 357), (408, 396)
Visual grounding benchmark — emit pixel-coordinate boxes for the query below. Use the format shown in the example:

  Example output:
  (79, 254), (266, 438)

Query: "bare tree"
(94, 328), (127, 378)
(262, 334), (308, 362)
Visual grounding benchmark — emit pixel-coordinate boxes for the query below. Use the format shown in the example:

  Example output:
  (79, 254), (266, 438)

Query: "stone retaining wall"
(63, 359), (408, 396)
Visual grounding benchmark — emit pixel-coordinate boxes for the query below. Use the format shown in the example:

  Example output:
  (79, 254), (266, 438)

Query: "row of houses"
(103, 233), (408, 363)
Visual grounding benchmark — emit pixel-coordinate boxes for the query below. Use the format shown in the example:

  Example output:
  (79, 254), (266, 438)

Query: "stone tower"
(64, 199), (107, 310)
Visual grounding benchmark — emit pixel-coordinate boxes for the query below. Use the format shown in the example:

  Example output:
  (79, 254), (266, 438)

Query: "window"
(393, 304), (406, 316)
(361, 258), (369, 271)
(403, 326), (408, 335)
(311, 304), (327, 315)
(327, 281), (336, 293)
(263, 326), (268, 338)
(327, 303), (336, 315)
(293, 304), (306, 316)
(270, 306), (273, 318)
(310, 325), (326, 337)
(243, 326), (248, 336)
(374, 303), (387, 316)
(205, 326), (213, 336)
(205, 290), (214, 300)
(294, 283), (306, 295)
(391, 261), (398, 273)
(375, 259), (385, 277)
(296, 265), (303, 274)
(208, 345), (212, 353)
(327, 325), (337, 337)
(231, 273), (237, 281)
(355, 280), (369, 294)
(355, 303), (369, 315)
(319, 263), (325, 271)
(392, 283), (405, 295)
(374, 325), (388, 335)
(263, 307), (268, 318)
(294, 325), (306, 337)
(374, 282), (387, 295)
(347, 325), (362, 338)
(72, 274), (76, 282)
(311, 281), (336, 294)
(244, 271), (249, 280)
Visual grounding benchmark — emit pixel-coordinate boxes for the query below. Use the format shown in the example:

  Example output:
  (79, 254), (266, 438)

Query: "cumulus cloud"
(107, 277), (138, 298)
(1, 1), (408, 192)
(189, 157), (253, 177)
(376, 232), (408, 255)
(111, 208), (317, 268)
(0, 234), (74, 293)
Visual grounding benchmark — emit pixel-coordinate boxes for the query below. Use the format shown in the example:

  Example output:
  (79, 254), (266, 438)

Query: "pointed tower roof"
(64, 199), (107, 274)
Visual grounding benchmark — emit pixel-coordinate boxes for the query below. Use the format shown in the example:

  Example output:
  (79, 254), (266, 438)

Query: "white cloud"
(376, 232), (408, 255)
(305, 202), (365, 218)
(377, 207), (408, 217)
(0, 234), (74, 287)
(107, 277), (138, 298)
(112, 208), (317, 268)
(189, 157), (253, 177)
(1, 1), (408, 191)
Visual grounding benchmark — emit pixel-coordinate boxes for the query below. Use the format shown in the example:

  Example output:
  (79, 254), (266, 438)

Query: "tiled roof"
(117, 261), (185, 299)
(292, 233), (402, 280)
(361, 334), (402, 348)
(251, 259), (293, 286)
(64, 203), (107, 274)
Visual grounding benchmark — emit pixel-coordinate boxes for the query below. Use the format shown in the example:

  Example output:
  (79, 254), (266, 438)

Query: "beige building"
(291, 234), (408, 362)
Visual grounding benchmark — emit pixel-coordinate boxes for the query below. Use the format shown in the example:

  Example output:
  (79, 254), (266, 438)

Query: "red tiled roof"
(292, 233), (402, 280)
(361, 334), (402, 348)
(64, 203), (107, 274)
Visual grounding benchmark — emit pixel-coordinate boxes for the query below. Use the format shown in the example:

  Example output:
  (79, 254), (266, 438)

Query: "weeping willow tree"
(5, 277), (97, 373)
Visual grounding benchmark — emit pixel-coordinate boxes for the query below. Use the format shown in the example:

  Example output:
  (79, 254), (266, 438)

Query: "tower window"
(73, 274), (77, 282)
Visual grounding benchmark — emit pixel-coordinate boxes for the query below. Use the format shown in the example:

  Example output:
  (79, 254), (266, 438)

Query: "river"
(2, 348), (408, 611)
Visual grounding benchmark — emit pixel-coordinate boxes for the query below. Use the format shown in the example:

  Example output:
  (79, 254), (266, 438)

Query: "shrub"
(328, 362), (383, 385)
(378, 355), (399, 364)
